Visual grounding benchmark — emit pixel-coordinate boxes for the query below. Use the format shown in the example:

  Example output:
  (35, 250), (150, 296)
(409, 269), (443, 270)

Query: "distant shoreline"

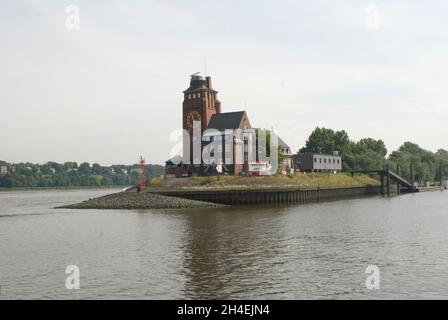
(0, 186), (128, 192)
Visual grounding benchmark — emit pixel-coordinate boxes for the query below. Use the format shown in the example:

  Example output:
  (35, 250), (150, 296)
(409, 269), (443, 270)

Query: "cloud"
(0, 0), (447, 165)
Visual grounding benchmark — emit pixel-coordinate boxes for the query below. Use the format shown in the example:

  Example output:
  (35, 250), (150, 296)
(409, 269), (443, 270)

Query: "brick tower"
(182, 74), (221, 165)
(183, 73), (221, 132)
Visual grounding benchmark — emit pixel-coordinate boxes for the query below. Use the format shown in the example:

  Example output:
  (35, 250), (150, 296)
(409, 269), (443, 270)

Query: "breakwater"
(57, 191), (226, 209)
(153, 185), (382, 206)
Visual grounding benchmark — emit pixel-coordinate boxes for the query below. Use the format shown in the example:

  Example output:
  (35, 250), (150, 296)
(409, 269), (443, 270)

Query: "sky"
(1, 0), (447, 165)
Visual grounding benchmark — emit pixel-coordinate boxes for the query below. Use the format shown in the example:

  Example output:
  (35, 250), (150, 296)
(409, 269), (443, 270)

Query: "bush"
(150, 177), (162, 186)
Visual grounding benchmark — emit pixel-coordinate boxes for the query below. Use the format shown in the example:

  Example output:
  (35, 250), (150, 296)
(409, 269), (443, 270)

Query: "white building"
(0, 166), (7, 175)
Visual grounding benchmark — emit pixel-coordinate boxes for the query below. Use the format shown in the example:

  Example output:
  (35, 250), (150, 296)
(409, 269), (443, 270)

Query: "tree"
(112, 174), (130, 186)
(111, 165), (124, 175)
(344, 138), (387, 171)
(63, 162), (77, 171)
(101, 176), (113, 186)
(358, 138), (387, 157)
(299, 127), (384, 171)
(78, 162), (91, 175)
(388, 142), (437, 184)
(88, 175), (102, 186)
(300, 127), (350, 156)
(92, 163), (102, 175)
(0, 159), (165, 189)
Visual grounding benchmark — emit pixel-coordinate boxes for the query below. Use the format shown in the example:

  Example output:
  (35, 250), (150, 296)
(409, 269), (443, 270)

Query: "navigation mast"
(139, 156), (146, 192)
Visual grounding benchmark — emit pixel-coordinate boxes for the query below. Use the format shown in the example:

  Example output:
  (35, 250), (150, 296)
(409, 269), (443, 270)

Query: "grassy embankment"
(60, 173), (380, 209)
(148, 173), (379, 191)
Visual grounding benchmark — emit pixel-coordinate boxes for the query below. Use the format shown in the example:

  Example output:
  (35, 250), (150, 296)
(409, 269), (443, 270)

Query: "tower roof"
(184, 73), (217, 92)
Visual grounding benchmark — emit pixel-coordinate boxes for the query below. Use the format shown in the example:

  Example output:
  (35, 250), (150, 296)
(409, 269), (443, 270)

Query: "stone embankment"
(58, 191), (225, 209)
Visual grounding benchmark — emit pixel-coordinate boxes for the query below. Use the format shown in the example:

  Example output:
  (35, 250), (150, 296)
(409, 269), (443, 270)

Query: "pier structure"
(351, 165), (417, 196)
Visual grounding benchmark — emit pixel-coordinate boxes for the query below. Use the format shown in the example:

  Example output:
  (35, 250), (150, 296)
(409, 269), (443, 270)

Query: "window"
(314, 158), (317, 163)
(193, 93), (196, 99)
(197, 93), (201, 98)
(319, 158), (322, 163)
(188, 94), (191, 99)
(324, 159), (327, 163)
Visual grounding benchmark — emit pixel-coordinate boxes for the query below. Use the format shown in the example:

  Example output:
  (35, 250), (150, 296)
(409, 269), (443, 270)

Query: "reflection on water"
(180, 207), (289, 299)
(0, 189), (448, 299)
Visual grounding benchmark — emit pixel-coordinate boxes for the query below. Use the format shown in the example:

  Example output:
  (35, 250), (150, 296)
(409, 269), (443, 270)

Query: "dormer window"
(197, 93), (201, 98)
(188, 94), (191, 99)
(192, 93), (196, 99)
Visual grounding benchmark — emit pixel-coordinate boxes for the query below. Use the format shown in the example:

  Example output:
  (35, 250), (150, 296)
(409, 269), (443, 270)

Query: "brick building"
(165, 74), (291, 177)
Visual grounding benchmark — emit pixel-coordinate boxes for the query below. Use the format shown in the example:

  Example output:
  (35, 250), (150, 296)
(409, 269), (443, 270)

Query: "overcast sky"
(1, 0), (447, 165)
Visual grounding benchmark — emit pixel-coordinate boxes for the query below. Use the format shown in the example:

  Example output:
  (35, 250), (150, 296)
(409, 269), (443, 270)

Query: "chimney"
(206, 76), (212, 89)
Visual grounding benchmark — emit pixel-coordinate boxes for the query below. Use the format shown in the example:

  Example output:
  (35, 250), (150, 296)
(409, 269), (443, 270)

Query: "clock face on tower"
(186, 111), (201, 129)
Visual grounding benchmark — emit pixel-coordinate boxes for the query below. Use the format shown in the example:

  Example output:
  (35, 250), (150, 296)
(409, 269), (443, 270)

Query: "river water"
(0, 189), (447, 299)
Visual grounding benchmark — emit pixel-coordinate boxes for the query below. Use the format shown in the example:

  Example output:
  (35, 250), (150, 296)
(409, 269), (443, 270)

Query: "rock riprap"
(58, 191), (225, 209)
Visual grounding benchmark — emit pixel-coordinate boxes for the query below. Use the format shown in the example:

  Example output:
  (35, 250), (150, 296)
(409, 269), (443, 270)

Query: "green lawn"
(149, 173), (379, 191)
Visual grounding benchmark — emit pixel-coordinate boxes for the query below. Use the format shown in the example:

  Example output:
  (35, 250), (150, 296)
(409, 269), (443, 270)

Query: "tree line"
(0, 161), (164, 188)
(2, 128), (447, 188)
(299, 127), (448, 184)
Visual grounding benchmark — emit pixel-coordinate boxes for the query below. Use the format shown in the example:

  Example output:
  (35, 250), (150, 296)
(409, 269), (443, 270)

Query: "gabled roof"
(207, 111), (249, 131)
(276, 135), (290, 149)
